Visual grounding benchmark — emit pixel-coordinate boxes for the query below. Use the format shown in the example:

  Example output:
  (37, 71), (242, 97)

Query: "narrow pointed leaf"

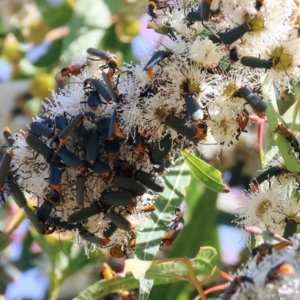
(282, 95), (300, 130)
(35, 0), (73, 28)
(125, 259), (153, 279)
(126, 259), (189, 281)
(263, 146), (279, 168)
(148, 247), (217, 279)
(170, 180), (220, 258)
(183, 149), (229, 193)
(0, 230), (11, 252)
(73, 273), (180, 300)
(139, 278), (154, 300)
(128, 247), (217, 281)
(262, 77), (300, 176)
(74, 247), (217, 300)
(164, 186), (220, 300)
(30, 228), (67, 266)
(61, 0), (111, 61)
(190, 246), (218, 275)
(60, 245), (104, 281)
(153, 25), (177, 40)
(5, 206), (26, 235)
(134, 157), (191, 261)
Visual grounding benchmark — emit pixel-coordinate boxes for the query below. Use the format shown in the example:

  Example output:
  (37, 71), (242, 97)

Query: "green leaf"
(263, 146), (280, 168)
(125, 259), (153, 279)
(73, 273), (180, 300)
(148, 282), (190, 300)
(148, 247), (217, 279)
(153, 25), (177, 40)
(32, 39), (63, 67)
(101, 26), (134, 62)
(127, 247), (217, 281)
(134, 156), (191, 261)
(170, 184), (220, 258)
(139, 278), (154, 300)
(282, 95), (300, 130)
(74, 274), (139, 300)
(35, 0), (74, 28)
(61, 0), (111, 61)
(183, 169), (205, 212)
(5, 205), (27, 236)
(183, 149), (229, 193)
(104, 0), (127, 14)
(0, 230), (11, 252)
(30, 229), (67, 266)
(190, 246), (218, 275)
(262, 77), (300, 175)
(60, 246), (105, 281)
(32, 230), (105, 297)
(74, 247), (217, 300)
(125, 258), (191, 282)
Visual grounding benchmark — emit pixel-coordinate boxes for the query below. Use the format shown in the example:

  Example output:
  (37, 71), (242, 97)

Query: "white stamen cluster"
(235, 160), (300, 246)
(222, 236), (300, 299)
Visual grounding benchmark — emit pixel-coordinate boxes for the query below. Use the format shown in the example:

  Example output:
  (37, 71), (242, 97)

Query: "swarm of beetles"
(219, 236), (300, 299)
(1, 1), (300, 296)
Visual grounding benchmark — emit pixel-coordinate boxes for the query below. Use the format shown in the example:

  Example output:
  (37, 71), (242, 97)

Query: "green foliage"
(33, 40), (63, 68)
(171, 184), (220, 257)
(74, 247), (217, 300)
(135, 157), (191, 261)
(183, 149), (229, 193)
(262, 78), (300, 176)
(35, 0), (74, 29)
(30, 229), (104, 300)
(281, 84), (300, 128)
(61, 0), (111, 61)
(0, 231), (11, 252)
(105, 0), (127, 14)
(152, 175), (220, 300)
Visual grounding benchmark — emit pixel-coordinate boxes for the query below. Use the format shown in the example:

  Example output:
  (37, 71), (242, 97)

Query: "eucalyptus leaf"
(161, 183), (219, 299)
(75, 247), (217, 300)
(282, 96), (300, 129)
(170, 185), (220, 258)
(183, 149), (229, 193)
(191, 246), (218, 273)
(183, 168), (205, 211)
(0, 230), (11, 252)
(35, 0), (74, 28)
(125, 259), (153, 279)
(32, 39), (63, 67)
(134, 156), (191, 261)
(61, 0), (111, 61)
(262, 77), (300, 175)
(30, 228), (66, 266)
(153, 25), (177, 40)
(148, 282), (190, 300)
(128, 246), (217, 280)
(139, 278), (154, 300)
(5, 206), (26, 235)
(104, 0), (127, 14)
(73, 273), (179, 300)
(58, 247), (104, 292)
(263, 146), (280, 168)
